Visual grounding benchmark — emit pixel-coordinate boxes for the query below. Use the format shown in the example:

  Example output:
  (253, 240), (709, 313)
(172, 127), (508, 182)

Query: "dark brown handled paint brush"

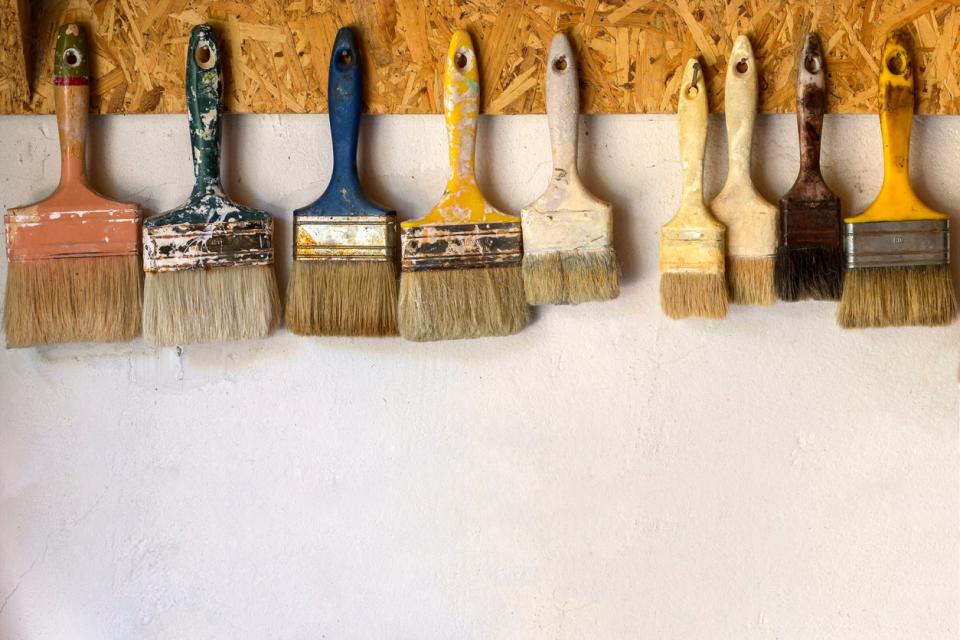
(397, 30), (529, 341)
(4, 24), (142, 347)
(142, 25), (280, 346)
(837, 32), (957, 328)
(776, 32), (843, 301)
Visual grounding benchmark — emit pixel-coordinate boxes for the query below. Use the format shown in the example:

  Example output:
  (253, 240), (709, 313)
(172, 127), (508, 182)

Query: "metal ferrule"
(844, 219), (949, 268)
(779, 200), (842, 248)
(401, 222), (522, 271)
(294, 215), (397, 261)
(143, 219), (274, 272)
(5, 208), (141, 261)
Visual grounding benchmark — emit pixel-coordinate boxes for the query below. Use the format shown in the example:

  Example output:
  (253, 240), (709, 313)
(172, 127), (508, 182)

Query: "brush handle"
(677, 58), (708, 211)
(853, 32), (946, 222)
(546, 33), (580, 182)
(187, 25), (223, 198)
(723, 35), (758, 185)
(443, 30), (482, 194)
(54, 23), (90, 188)
(301, 27), (389, 217)
(792, 32), (833, 198)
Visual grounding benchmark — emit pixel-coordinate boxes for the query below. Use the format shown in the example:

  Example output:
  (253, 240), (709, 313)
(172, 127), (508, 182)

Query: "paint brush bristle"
(522, 248), (619, 305)
(774, 245), (843, 301)
(659, 272), (728, 320)
(727, 256), (775, 305)
(837, 265), (956, 328)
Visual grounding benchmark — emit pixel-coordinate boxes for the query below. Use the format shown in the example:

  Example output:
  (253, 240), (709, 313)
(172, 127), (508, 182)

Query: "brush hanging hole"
(553, 55), (568, 72)
(804, 55), (821, 74)
(335, 49), (354, 70)
(455, 50), (469, 70)
(685, 84), (699, 98)
(886, 52), (906, 75)
(62, 48), (81, 68)
(735, 58), (749, 74)
(195, 44), (216, 70)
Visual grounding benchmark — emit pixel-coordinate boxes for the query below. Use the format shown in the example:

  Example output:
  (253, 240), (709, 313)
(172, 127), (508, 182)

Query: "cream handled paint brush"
(837, 32), (957, 328)
(520, 33), (619, 305)
(142, 25), (280, 346)
(659, 59), (728, 320)
(4, 23), (142, 347)
(397, 30), (529, 341)
(285, 27), (398, 336)
(710, 35), (777, 305)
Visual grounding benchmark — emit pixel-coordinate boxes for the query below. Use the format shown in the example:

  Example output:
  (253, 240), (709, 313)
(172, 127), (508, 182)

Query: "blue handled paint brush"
(285, 27), (398, 336)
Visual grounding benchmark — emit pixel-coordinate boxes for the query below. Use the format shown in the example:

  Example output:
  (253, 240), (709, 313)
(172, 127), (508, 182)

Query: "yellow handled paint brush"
(837, 32), (957, 328)
(397, 30), (529, 341)
(710, 35), (777, 305)
(659, 59), (728, 319)
(520, 33), (619, 305)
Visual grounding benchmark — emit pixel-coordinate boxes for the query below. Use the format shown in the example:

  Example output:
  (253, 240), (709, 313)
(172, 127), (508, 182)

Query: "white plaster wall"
(0, 112), (957, 639)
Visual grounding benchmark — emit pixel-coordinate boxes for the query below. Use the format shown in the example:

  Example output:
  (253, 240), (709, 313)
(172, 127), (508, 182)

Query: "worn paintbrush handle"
(444, 30), (480, 187)
(327, 27), (362, 191)
(54, 23), (90, 187)
(546, 33), (579, 178)
(877, 32), (915, 195)
(187, 25), (223, 195)
(724, 35), (758, 183)
(795, 33), (827, 184)
(677, 58), (708, 209)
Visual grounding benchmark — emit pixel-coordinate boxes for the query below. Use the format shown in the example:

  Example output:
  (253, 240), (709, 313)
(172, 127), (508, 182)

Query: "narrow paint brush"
(4, 23), (142, 347)
(285, 28), (398, 336)
(520, 33), (619, 305)
(775, 32), (843, 301)
(837, 32), (957, 328)
(142, 25), (280, 346)
(659, 58), (728, 319)
(710, 35), (777, 305)
(397, 30), (529, 341)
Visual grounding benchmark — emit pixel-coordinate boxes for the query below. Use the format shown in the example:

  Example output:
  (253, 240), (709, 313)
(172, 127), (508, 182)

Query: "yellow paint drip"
(401, 30), (517, 228)
(846, 34), (947, 224)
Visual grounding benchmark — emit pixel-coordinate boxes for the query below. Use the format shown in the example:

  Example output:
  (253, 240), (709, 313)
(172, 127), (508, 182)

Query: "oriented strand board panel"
(3, 0), (960, 114)
(0, 0), (30, 113)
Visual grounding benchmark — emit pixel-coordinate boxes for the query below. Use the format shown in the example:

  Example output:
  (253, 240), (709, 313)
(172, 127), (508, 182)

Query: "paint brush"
(837, 32), (957, 328)
(142, 25), (280, 346)
(710, 35), (777, 305)
(775, 32), (843, 301)
(520, 33), (619, 305)
(4, 23), (142, 347)
(659, 58), (728, 319)
(285, 27), (398, 336)
(397, 30), (529, 341)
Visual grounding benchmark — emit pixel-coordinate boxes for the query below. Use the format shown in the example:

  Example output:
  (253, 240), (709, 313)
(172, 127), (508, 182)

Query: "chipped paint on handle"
(400, 30), (520, 270)
(659, 59), (725, 274)
(143, 24), (274, 272)
(845, 32), (948, 225)
(779, 32), (842, 249)
(520, 33), (613, 255)
(710, 35), (777, 259)
(293, 27), (396, 262)
(4, 22), (141, 263)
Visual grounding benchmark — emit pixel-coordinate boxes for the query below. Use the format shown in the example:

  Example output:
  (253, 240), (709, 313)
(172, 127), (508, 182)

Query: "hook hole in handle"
(335, 48), (354, 70)
(62, 48), (82, 68)
(195, 44), (217, 70)
(886, 52), (906, 75)
(685, 84), (700, 99)
(454, 50), (469, 70)
(552, 55), (568, 72)
(804, 54), (821, 74)
(735, 58), (749, 74)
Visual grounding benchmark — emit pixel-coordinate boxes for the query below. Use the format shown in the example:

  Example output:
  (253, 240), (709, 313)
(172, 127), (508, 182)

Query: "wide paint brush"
(285, 27), (398, 336)
(142, 25), (280, 346)
(659, 58), (728, 319)
(837, 32), (957, 328)
(4, 23), (142, 347)
(775, 32), (843, 301)
(520, 32), (619, 305)
(710, 35), (777, 305)
(397, 30), (529, 341)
